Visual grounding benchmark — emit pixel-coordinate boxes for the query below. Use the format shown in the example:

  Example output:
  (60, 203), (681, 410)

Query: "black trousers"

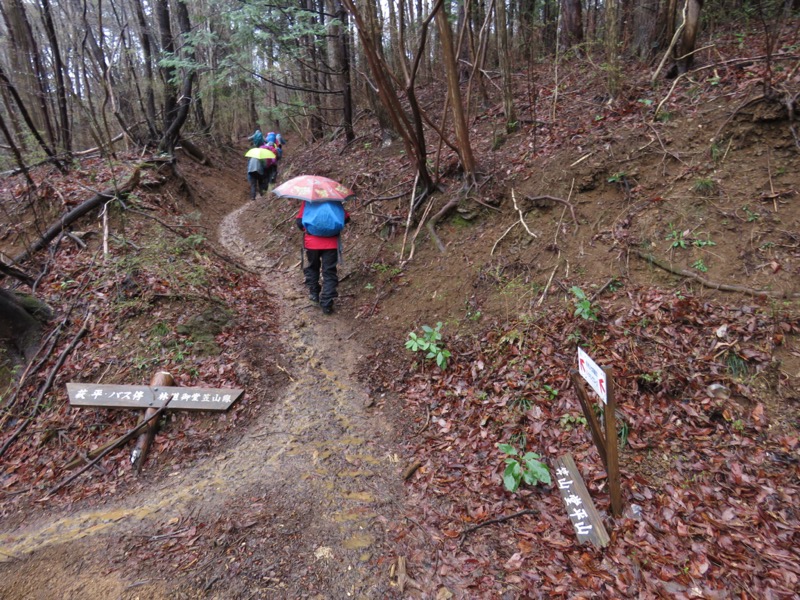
(304, 248), (339, 307)
(248, 172), (266, 199)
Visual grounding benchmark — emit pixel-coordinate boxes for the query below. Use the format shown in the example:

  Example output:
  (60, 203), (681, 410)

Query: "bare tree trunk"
(0, 64), (63, 170)
(435, 1), (477, 182)
(332, 0), (355, 142)
(1, 0), (55, 145)
(676, 0), (704, 73)
(133, 0), (159, 140)
(38, 0), (71, 154)
(561, 0), (584, 51)
(605, 0), (621, 97)
(496, 0), (517, 133)
(158, 0), (195, 153)
(343, 0), (435, 192)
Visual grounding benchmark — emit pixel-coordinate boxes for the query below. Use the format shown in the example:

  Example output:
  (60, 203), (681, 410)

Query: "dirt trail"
(0, 193), (405, 598)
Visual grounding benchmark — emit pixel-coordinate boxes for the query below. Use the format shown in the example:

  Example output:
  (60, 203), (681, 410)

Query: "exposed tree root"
(635, 250), (800, 298)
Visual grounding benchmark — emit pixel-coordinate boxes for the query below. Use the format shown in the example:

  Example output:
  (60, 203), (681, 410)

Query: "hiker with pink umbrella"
(272, 175), (355, 314)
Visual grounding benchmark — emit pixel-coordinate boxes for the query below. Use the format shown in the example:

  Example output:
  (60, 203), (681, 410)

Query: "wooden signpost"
(66, 372), (243, 471)
(554, 454), (610, 548)
(570, 347), (623, 517)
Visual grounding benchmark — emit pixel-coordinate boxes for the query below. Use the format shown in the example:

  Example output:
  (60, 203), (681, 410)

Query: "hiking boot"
(322, 303), (333, 315)
(309, 293), (320, 303)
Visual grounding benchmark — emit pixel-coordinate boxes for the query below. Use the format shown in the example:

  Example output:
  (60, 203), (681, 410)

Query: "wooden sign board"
(554, 453), (610, 548)
(577, 347), (607, 404)
(66, 383), (243, 411)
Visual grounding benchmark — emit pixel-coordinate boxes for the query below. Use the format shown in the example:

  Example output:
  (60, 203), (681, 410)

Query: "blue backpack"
(302, 201), (345, 237)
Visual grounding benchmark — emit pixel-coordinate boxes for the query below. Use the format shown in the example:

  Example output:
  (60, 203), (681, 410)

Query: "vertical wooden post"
(569, 370), (608, 468)
(131, 371), (174, 473)
(603, 367), (622, 517)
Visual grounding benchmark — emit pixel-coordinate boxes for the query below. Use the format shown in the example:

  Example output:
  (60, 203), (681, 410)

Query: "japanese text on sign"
(577, 347), (607, 404)
(66, 383), (243, 411)
(553, 454), (610, 548)
(556, 464), (595, 537)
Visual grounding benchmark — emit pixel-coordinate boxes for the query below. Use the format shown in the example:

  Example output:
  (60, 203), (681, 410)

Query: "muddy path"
(0, 196), (406, 599)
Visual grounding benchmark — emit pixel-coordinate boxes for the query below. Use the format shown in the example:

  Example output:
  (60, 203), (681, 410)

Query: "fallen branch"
(46, 393), (174, 497)
(511, 190), (538, 238)
(491, 221), (519, 256)
(0, 261), (34, 286)
(523, 193), (579, 226)
(427, 195), (459, 254)
(13, 168), (141, 265)
(460, 509), (539, 538)
(651, 0), (688, 84)
(636, 250), (800, 298)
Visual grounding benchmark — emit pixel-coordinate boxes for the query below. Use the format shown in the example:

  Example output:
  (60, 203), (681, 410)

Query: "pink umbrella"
(271, 175), (355, 203)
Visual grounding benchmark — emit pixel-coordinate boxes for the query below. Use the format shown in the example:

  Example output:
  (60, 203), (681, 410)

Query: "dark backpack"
(302, 201), (345, 237)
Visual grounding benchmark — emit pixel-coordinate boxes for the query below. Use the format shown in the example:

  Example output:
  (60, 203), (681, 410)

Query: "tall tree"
(38, 0), (71, 154)
(435, 0), (476, 182)
(496, 0), (517, 133)
(342, 0), (435, 193)
(158, 0), (197, 153)
(561, 0), (584, 52)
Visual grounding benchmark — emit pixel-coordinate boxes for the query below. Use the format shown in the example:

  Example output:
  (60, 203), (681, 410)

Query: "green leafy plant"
(405, 322), (451, 369)
(692, 235), (716, 247)
(710, 142), (722, 162)
(497, 443), (551, 492)
(655, 110), (673, 122)
(742, 206), (760, 222)
(726, 350), (748, 379)
(666, 224), (688, 249)
(570, 286), (598, 321)
(510, 397), (533, 412)
(542, 384), (559, 400)
(692, 259), (708, 272)
(607, 172), (627, 184)
(559, 413), (587, 431)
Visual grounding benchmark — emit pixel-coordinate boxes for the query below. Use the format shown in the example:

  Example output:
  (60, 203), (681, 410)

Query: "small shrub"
(405, 322), (451, 369)
(497, 443), (551, 492)
(570, 286), (597, 321)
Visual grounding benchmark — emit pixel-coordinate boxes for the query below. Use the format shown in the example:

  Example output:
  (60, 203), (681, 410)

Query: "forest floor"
(2, 29), (800, 600)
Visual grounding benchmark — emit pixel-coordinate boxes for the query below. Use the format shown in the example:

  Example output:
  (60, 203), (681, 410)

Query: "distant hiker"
(276, 132), (286, 157)
(247, 156), (267, 200)
(296, 200), (349, 314)
(264, 132), (282, 184)
(261, 140), (280, 186)
(249, 127), (264, 148)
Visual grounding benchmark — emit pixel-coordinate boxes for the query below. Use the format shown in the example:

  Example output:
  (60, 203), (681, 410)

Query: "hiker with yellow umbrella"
(245, 146), (277, 200)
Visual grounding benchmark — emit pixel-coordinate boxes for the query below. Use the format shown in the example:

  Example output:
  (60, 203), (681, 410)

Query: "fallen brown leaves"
(389, 286), (800, 598)
(0, 158), (281, 514)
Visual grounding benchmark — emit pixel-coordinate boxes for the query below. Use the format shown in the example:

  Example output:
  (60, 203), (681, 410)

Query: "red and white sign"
(577, 347), (607, 404)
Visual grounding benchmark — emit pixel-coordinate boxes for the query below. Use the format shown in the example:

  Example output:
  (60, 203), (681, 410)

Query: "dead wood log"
(46, 392), (175, 497)
(0, 262), (34, 287)
(131, 371), (174, 472)
(636, 250), (800, 298)
(178, 138), (210, 165)
(12, 168), (141, 265)
(0, 313), (90, 460)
